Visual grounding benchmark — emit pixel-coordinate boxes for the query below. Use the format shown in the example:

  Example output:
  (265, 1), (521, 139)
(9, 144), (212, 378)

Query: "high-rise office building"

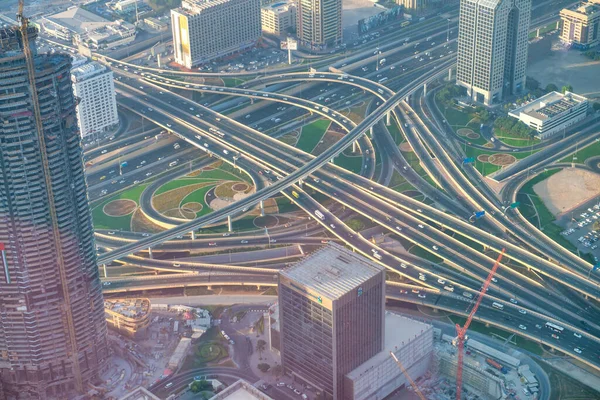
(0, 27), (108, 398)
(559, 0), (600, 49)
(261, 0), (297, 36)
(71, 60), (119, 138)
(278, 244), (385, 400)
(296, 0), (342, 48)
(171, 0), (261, 68)
(456, 0), (531, 105)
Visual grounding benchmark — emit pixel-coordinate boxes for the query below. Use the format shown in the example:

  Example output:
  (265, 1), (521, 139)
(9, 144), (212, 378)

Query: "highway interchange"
(64, 2), (600, 385)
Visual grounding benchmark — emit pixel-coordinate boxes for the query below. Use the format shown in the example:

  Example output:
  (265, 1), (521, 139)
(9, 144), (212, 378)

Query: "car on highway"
(574, 347), (582, 354)
(518, 309), (527, 315)
(551, 334), (560, 340)
(108, 231), (115, 235)
(418, 293), (426, 298)
(432, 245), (439, 251)
(535, 324), (542, 329)
(173, 263), (180, 267)
(240, 240), (248, 244)
(270, 239), (277, 243)
(208, 242), (217, 246)
(574, 332), (582, 338)
(101, 149), (108, 154)
(276, 383), (285, 387)
(462, 292), (472, 299)
(510, 298), (518, 304)
(418, 224), (424, 229)
(330, 224), (336, 229)
(222, 233), (230, 237)
(103, 282), (111, 286)
(518, 324), (527, 330)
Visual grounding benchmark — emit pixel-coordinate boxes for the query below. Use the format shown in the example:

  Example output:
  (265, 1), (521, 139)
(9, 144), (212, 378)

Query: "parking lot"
(557, 200), (600, 264)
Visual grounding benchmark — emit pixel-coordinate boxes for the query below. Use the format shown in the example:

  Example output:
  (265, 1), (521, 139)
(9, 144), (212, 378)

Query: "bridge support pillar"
(298, 179), (303, 188)
(423, 83), (428, 96)
(250, 98), (254, 105)
(369, 127), (374, 137)
(352, 140), (357, 153)
(260, 200), (265, 216)
(448, 67), (452, 81)
(191, 230), (196, 240)
(228, 215), (233, 232)
(536, 27), (540, 37)
(103, 264), (108, 278)
(257, 285), (261, 291)
(207, 285), (212, 291)
(148, 247), (153, 259)
(432, 308), (438, 313)
(386, 112), (391, 126)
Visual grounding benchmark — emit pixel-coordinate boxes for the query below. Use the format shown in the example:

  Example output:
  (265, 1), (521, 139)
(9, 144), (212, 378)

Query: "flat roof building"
(344, 312), (433, 400)
(279, 244), (386, 399)
(105, 298), (151, 338)
(41, 7), (136, 49)
(168, 338), (192, 370)
(261, 1), (297, 36)
(208, 379), (274, 399)
(171, 0), (261, 68)
(456, 0), (531, 105)
(71, 60), (119, 137)
(145, 17), (169, 31)
(559, 0), (600, 49)
(508, 91), (589, 139)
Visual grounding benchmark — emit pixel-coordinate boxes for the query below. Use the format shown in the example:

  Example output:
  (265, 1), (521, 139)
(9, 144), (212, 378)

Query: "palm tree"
(256, 339), (266, 359)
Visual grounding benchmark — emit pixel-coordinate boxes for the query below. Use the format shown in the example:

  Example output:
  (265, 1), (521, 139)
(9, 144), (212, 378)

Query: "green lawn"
(450, 232), (484, 252)
(464, 145), (539, 176)
(409, 244), (444, 264)
(222, 77), (251, 87)
(276, 196), (300, 213)
(387, 120), (405, 145)
(91, 184), (149, 230)
(436, 99), (489, 146)
(495, 133), (541, 148)
(180, 185), (216, 217)
(559, 139), (600, 163)
(296, 119), (330, 153)
(334, 153), (363, 174)
(154, 178), (217, 195)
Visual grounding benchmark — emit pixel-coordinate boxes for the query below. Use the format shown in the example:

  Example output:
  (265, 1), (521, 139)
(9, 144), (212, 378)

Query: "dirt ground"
(533, 168), (600, 216)
(103, 199), (137, 217)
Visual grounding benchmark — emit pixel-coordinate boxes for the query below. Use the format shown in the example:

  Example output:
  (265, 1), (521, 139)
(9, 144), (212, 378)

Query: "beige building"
(261, 1), (297, 36)
(171, 0), (261, 68)
(296, 0), (341, 48)
(105, 298), (151, 338)
(559, 0), (600, 49)
(456, 0), (531, 105)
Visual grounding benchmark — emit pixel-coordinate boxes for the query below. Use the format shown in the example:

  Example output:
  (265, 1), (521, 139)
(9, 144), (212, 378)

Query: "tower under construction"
(0, 25), (108, 399)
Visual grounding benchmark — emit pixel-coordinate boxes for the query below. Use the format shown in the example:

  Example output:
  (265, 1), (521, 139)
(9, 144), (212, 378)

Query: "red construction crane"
(455, 248), (506, 400)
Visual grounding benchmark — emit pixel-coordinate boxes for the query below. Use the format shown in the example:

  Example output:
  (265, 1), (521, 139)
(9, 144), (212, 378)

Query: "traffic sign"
(475, 210), (486, 219)
(510, 202), (520, 209)
(593, 264), (599, 272)
(463, 157), (475, 164)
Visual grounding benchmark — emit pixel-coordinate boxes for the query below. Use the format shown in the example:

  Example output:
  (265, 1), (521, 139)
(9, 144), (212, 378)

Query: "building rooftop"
(346, 312), (432, 380)
(280, 243), (385, 301)
(209, 379), (274, 400)
(563, 0), (600, 15)
(263, 0), (295, 11)
(104, 298), (150, 319)
(509, 91), (588, 121)
(118, 386), (161, 400)
(178, 0), (237, 15)
(71, 61), (108, 82)
(44, 7), (110, 35)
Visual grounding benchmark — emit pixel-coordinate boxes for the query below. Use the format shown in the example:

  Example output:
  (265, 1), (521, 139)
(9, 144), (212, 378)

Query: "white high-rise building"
(456, 0), (531, 105)
(171, 0), (261, 68)
(296, 0), (342, 48)
(71, 61), (119, 137)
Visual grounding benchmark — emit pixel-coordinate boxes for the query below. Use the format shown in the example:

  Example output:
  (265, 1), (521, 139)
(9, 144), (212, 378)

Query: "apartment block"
(559, 0), (600, 49)
(456, 0), (531, 105)
(0, 26), (108, 398)
(171, 0), (261, 68)
(71, 60), (119, 137)
(279, 244), (386, 399)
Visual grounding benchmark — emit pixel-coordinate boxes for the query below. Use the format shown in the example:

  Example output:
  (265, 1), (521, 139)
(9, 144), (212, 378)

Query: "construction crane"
(390, 352), (427, 400)
(16, 0), (84, 393)
(455, 248), (506, 400)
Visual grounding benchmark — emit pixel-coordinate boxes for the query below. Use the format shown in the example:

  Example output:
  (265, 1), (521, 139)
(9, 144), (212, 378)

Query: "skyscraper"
(278, 244), (385, 400)
(296, 0), (342, 48)
(456, 0), (531, 105)
(171, 0), (261, 68)
(0, 27), (108, 398)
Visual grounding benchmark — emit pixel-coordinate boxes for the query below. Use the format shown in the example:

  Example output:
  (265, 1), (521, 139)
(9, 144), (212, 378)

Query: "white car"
(510, 298), (518, 304)
(518, 309), (527, 315)
(574, 332), (582, 338)
(574, 347), (582, 354)
(418, 224), (424, 229)
(432, 245), (439, 251)
(518, 324), (527, 330)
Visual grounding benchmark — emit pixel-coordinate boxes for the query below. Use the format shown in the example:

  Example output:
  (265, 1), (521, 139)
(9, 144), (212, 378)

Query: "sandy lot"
(533, 168), (600, 216)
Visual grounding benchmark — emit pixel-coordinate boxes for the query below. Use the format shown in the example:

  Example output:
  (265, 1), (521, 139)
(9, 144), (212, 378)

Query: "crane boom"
(16, 0), (84, 393)
(390, 352), (427, 400)
(455, 249), (506, 400)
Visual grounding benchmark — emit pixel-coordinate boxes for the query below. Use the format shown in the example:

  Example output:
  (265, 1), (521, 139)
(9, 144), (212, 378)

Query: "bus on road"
(545, 322), (564, 333)
(492, 302), (504, 310)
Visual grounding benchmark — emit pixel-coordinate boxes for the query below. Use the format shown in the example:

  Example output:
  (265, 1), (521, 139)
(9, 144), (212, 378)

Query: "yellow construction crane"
(390, 352), (427, 400)
(16, 0), (84, 393)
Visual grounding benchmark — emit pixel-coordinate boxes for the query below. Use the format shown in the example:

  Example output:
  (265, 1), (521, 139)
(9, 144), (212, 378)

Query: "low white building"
(168, 338), (192, 370)
(343, 312), (433, 400)
(508, 91), (589, 139)
(71, 60), (119, 137)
